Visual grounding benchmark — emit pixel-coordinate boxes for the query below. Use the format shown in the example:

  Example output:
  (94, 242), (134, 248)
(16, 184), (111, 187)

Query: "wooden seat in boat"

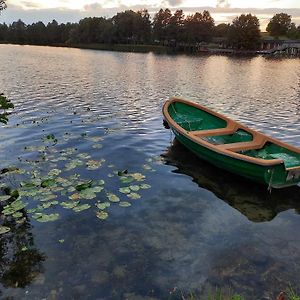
(190, 121), (237, 137)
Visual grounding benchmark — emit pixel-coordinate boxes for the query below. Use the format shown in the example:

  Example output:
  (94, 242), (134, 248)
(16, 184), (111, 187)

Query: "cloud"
(216, 0), (230, 9)
(20, 1), (42, 9)
(163, 0), (183, 7)
(0, 3), (300, 27)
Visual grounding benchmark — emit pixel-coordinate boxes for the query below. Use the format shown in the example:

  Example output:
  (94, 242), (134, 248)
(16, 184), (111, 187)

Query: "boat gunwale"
(163, 97), (300, 168)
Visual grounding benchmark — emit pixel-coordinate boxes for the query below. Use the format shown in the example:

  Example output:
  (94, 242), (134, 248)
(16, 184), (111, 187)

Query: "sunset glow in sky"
(2, 0), (300, 29)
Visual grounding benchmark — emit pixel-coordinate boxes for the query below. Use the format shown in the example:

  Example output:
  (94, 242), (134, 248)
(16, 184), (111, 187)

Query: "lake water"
(0, 44), (300, 299)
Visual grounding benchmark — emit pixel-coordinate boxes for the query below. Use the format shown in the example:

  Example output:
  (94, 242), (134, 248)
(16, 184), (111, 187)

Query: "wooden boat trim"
(163, 97), (300, 167)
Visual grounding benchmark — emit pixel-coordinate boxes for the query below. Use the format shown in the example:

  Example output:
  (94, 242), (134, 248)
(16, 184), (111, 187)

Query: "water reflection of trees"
(0, 211), (45, 294)
(163, 139), (300, 222)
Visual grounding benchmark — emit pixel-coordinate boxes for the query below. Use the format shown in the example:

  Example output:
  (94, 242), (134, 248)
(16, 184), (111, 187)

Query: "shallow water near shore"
(0, 44), (300, 299)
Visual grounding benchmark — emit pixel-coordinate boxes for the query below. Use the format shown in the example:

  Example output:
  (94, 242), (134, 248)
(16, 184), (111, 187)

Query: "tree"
(287, 22), (300, 39)
(0, 93), (14, 124)
(228, 14), (261, 50)
(9, 19), (27, 43)
(167, 10), (185, 42)
(153, 8), (172, 42)
(184, 10), (215, 43)
(266, 13), (292, 38)
(27, 22), (47, 44)
(0, 0), (6, 12)
(214, 23), (230, 37)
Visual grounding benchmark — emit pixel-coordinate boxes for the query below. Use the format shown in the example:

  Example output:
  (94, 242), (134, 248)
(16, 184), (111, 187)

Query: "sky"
(1, 0), (300, 30)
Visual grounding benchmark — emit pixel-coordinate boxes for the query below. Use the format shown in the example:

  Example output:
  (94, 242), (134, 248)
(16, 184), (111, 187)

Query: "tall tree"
(9, 19), (27, 43)
(184, 10), (215, 43)
(167, 10), (185, 41)
(266, 13), (292, 38)
(0, 0), (6, 12)
(228, 14), (261, 50)
(153, 8), (172, 42)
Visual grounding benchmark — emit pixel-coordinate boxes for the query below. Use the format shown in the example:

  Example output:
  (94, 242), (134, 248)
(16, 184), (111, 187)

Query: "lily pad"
(107, 192), (120, 203)
(98, 180), (105, 185)
(12, 212), (23, 218)
(0, 226), (10, 235)
(2, 199), (27, 215)
(130, 173), (146, 181)
(96, 202), (111, 210)
(119, 187), (131, 194)
(96, 211), (108, 220)
(119, 176), (134, 184)
(69, 193), (81, 201)
(140, 184), (151, 189)
(0, 195), (11, 202)
(73, 204), (91, 212)
(119, 201), (131, 207)
(79, 189), (97, 200)
(86, 160), (103, 170)
(127, 193), (141, 200)
(60, 201), (79, 209)
(48, 169), (61, 177)
(41, 179), (56, 188)
(34, 213), (60, 223)
(76, 180), (93, 191)
(129, 185), (140, 192)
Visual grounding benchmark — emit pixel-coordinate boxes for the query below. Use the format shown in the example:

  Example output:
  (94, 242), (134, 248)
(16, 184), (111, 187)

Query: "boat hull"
(171, 128), (296, 188)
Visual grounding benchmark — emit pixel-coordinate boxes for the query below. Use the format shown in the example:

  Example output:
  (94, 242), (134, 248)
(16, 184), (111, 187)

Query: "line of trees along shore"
(0, 9), (300, 51)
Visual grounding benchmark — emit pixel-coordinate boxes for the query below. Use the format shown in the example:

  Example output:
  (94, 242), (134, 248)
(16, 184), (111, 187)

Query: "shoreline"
(1, 42), (299, 57)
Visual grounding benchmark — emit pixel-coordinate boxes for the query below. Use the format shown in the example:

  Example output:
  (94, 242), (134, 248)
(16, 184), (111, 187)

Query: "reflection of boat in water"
(163, 140), (300, 223)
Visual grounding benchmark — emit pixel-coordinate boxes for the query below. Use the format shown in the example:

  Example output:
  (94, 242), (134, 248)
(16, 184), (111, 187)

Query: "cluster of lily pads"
(0, 131), (162, 234)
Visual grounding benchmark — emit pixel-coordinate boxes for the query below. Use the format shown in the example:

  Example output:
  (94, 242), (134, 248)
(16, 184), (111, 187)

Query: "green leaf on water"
(90, 186), (103, 193)
(119, 201), (131, 207)
(2, 199), (27, 215)
(119, 176), (134, 184)
(12, 212), (23, 218)
(60, 201), (79, 209)
(96, 202), (110, 210)
(127, 193), (141, 200)
(0, 195), (11, 202)
(108, 173), (114, 178)
(73, 204), (91, 212)
(59, 239), (65, 244)
(96, 211), (108, 220)
(92, 144), (102, 149)
(41, 179), (56, 188)
(34, 213), (60, 223)
(86, 136), (103, 143)
(0, 226), (10, 235)
(119, 187), (131, 194)
(75, 180), (93, 191)
(77, 153), (91, 160)
(69, 193), (81, 201)
(142, 164), (152, 170)
(98, 180), (105, 185)
(129, 185), (140, 192)
(130, 173), (145, 181)
(79, 189), (97, 200)
(48, 169), (61, 177)
(140, 184), (151, 189)
(107, 192), (120, 203)
(86, 160), (103, 170)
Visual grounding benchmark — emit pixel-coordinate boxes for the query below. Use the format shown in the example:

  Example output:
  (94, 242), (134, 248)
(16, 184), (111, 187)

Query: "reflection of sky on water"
(0, 45), (300, 298)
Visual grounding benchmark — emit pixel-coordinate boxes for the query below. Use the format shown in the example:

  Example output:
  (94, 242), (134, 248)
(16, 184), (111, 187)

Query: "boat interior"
(168, 101), (300, 170)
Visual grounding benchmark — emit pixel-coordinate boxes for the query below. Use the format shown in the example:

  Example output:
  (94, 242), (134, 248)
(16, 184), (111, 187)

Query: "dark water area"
(0, 44), (300, 299)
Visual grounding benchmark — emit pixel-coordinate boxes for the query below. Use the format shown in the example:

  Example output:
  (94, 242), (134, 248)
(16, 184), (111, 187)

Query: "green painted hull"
(172, 129), (296, 188)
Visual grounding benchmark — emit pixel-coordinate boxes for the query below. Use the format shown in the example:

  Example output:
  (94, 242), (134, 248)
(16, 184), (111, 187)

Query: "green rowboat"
(163, 97), (300, 188)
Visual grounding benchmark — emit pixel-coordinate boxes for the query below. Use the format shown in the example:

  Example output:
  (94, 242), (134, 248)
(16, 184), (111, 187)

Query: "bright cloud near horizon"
(2, 0), (300, 29)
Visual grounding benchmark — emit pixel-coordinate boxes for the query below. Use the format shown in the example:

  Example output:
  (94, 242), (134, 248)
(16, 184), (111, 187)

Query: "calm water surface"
(0, 45), (300, 299)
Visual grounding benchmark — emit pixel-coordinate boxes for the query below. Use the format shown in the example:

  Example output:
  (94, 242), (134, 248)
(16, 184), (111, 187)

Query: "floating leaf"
(12, 212), (23, 218)
(0, 195), (11, 202)
(90, 186), (103, 193)
(119, 201), (131, 207)
(86, 136), (103, 143)
(76, 180), (93, 191)
(108, 173), (114, 178)
(41, 179), (56, 188)
(107, 193), (120, 203)
(98, 180), (105, 185)
(129, 185), (140, 192)
(35, 213), (60, 223)
(119, 176), (134, 184)
(130, 173), (145, 181)
(69, 193), (81, 201)
(73, 204), (91, 212)
(77, 153), (91, 160)
(48, 169), (61, 177)
(140, 184), (151, 189)
(119, 187), (131, 194)
(79, 189), (97, 200)
(59, 239), (65, 244)
(2, 199), (27, 215)
(127, 193), (141, 200)
(142, 164), (152, 170)
(92, 144), (102, 149)
(96, 211), (108, 220)
(60, 201), (79, 209)
(96, 202), (110, 210)
(86, 160), (103, 170)
(40, 194), (57, 202)
(0, 226), (10, 235)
